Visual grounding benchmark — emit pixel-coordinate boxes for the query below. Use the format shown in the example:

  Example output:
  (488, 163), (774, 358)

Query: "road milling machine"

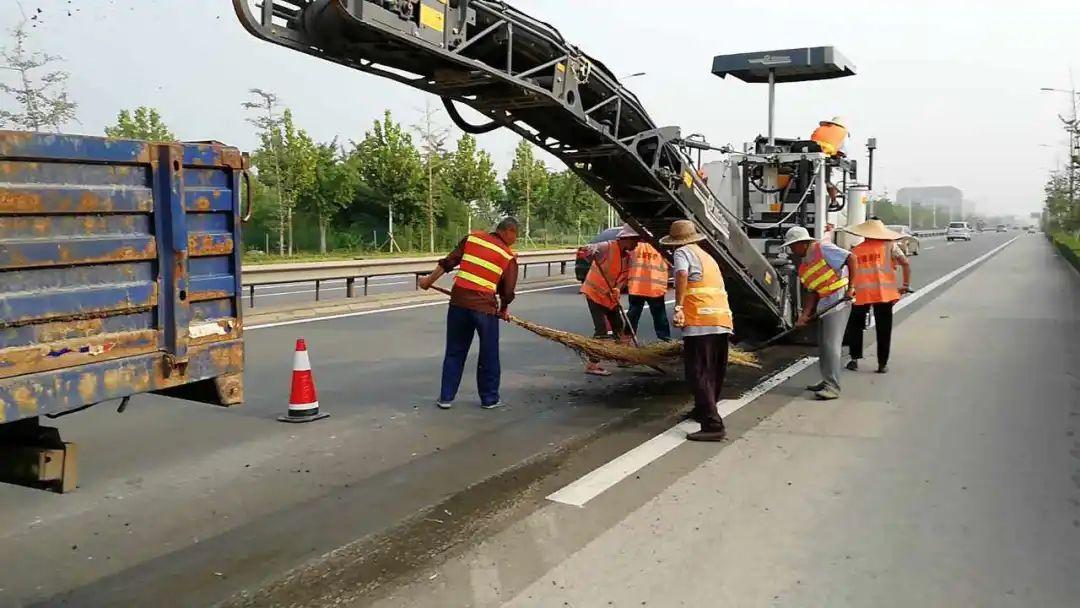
(235, 0), (872, 339)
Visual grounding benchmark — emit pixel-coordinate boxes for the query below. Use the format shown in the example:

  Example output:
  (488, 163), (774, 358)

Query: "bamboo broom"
(427, 285), (759, 369)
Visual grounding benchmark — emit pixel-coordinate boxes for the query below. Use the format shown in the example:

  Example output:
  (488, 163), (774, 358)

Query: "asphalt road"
(0, 232), (1027, 607)
(367, 234), (1080, 607)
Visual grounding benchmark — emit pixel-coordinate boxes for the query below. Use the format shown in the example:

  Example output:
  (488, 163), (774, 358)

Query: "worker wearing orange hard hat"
(810, 116), (849, 157)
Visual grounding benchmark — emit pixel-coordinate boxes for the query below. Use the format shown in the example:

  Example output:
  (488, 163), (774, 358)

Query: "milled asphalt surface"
(365, 234), (1080, 608)
(0, 232), (1026, 607)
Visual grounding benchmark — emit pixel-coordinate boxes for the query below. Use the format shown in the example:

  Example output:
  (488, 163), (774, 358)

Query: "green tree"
(298, 141), (358, 253)
(104, 106), (175, 140)
(413, 102), (450, 253)
(504, 140), (548, 242)
(445, 133), (501, 232)
(0, 20), (77, 131)
(243, 89), (317, 255)
(351, 110), (424, 252)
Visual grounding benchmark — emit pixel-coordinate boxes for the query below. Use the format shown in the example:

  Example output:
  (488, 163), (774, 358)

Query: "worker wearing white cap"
(579, 224), (640, 376)
(782, 225), (858, 400)
(811, 116), (849, 157)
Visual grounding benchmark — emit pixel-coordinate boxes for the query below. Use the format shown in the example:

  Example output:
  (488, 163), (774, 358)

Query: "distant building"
(896, 186), (964, 220)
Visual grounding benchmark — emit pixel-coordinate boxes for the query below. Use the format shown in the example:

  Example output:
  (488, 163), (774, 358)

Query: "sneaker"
(584, 362), (612, 376)
(687, 428), (727, 442)
(845, 360), (859, 371)
(481, 401), (504, 410)
(806, 381), (827, 392)
(436, 401), (453, 410)
(814, 389), (840, 401)
(876, 365), (889, 374)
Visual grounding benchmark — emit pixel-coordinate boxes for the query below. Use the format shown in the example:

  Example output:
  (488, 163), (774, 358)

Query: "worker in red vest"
(627, 241), (672, 341)
(580, 224), (640, 376)
(663, 220), (733, 442)
(840, 219), (912, 374)
(810, 116), (848, 157)
(783, 225), (858, 400)
(418, 217), (519, 410)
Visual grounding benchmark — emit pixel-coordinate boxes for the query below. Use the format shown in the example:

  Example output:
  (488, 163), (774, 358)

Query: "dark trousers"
(627, 294), (671, 341)
(683, 334), (729, 431)
(439, 304), (500, 406)
(587, 297), (624, 338)
(845, 302), (894, 366)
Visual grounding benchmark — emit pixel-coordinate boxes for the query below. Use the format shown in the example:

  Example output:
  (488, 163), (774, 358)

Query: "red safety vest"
(811, 123), (847, 157)
(798, 242), (848, 297)
(453, 232), (515, 294)
(580, 241), (626, 309)
(851, 240), (900, 305)
(681, 244), (733, 329)
(628, 243), (669, 298)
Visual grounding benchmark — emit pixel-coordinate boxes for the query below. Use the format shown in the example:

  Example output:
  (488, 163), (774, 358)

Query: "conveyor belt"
(234, 0), (792, 336)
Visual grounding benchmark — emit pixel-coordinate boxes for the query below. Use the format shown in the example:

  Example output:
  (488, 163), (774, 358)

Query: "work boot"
(845, 360), (859, 371)
(806, 381), (827, 392)
(584, 361), (611, 376)
(687, 427), (726, 442)
(876, 364), (889, 374)
(814, 388), (840, 401)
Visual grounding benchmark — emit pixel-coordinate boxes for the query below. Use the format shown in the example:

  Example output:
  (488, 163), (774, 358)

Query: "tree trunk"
(428, 160), (435, 254)
(287, 207), (294, 256)
(319, 216), (328, 254)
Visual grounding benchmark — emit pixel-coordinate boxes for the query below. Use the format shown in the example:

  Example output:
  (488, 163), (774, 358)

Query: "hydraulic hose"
(442, 97), (503, 134)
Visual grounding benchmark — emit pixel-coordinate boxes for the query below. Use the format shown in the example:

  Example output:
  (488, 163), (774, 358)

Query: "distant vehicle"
(1026, 225), (1036, 234)
(996, 224), (1008, 233)
(887, 225), (920, 255)
(575, 227), (622, 281)
(946, 221), (973, 242)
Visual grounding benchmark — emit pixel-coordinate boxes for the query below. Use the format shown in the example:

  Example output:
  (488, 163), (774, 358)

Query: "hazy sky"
(1, 0), (1076, 217)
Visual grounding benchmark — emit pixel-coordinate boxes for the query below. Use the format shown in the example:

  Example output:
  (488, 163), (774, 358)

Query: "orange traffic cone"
(279, 338), (329, 423)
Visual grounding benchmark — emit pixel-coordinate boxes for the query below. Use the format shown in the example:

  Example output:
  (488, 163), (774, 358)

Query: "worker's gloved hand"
(609, 289), (620, 304)
(795, 312), (811, 328)
(673, 308), (686, 328)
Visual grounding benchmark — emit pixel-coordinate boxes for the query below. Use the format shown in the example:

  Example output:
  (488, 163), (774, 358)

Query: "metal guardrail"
(241, 249), (577, 307)
(913, 230), (947, 237)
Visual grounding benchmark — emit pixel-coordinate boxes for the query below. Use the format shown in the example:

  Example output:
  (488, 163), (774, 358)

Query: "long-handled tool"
(746, 297), (852, 353)
(589, 257), (641, 348)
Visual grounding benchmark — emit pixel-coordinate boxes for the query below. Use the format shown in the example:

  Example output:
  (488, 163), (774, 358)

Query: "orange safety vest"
(682, 244), (733, 329)
(628, 243), (669, 298)
(580, 241), (626, 309)
(810, 123), (847, 157)
(453, 231), (515, 294)
(798, 242), (849, 297)
(851, 240), (900, 305)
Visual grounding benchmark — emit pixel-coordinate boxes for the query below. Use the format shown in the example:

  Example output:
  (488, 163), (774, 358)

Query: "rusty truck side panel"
(0, 131), (245, 424)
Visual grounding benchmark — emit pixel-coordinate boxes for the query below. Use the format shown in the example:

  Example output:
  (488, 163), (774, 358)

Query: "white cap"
(781, 226), (816, 249)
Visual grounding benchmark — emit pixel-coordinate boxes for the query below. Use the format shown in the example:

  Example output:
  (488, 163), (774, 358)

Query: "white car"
(946, 221), (973, 242)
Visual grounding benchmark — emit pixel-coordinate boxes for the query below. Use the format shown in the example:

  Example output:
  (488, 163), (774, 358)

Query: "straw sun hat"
(842, 219), (903, 241)
(659, 220), (706, 246)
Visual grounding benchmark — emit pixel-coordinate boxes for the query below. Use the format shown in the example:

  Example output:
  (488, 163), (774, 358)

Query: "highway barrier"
(241, 249), (577, 307)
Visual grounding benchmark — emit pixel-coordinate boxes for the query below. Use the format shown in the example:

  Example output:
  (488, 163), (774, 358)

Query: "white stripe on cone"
(292, 348), (312, 372)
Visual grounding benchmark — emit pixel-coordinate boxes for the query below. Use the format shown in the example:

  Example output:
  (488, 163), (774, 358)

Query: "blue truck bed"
(0, 131), (247, 424)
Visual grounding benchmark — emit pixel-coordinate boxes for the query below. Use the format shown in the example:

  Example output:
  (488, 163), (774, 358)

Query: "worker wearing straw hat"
(840, 218), (912, 374)
(661, 220), (732, 442)
(782, 225), (858, 400)
(580, 224), (640, 376)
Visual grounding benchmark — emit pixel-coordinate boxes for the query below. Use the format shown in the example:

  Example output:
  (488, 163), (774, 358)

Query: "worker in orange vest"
(580, 224), (640, 376)
(627, 241), (671, 341)
(662, 220), (733, 442)
(810, 116), (848, 157)
(419, 217), (519, 410)
(840, 218), (912, 374)
(783, 225), (858, 400)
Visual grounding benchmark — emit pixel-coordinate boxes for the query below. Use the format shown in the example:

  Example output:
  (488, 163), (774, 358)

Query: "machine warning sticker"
(682, 171), (693, 188)
(420, 4), (445, 33)
(764, 272), (773, 285)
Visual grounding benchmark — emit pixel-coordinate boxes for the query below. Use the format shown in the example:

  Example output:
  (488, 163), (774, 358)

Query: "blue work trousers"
(439, 304), (501, 406)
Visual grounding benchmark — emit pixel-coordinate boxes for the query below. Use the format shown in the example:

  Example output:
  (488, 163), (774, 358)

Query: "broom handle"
(747, 296), (852, 353)
(589, 256), (640, 348)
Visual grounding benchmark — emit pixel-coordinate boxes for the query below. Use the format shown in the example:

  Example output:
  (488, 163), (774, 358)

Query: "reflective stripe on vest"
(851, 240), (900, 305)
(682, 244), (733, 329)
(580, 241), (625, 309)
(811, 124), (847, 157)
(454, 232), (515, 294)
(798, 242), (848, 297)
(628, 244), (669, 298)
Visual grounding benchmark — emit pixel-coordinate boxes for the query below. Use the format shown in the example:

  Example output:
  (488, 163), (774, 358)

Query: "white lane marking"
(546, 358), (817, 508)
(546, 237), (1020, 508)
(246, 283), (579, 330)
(922, 246), (936, 251)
